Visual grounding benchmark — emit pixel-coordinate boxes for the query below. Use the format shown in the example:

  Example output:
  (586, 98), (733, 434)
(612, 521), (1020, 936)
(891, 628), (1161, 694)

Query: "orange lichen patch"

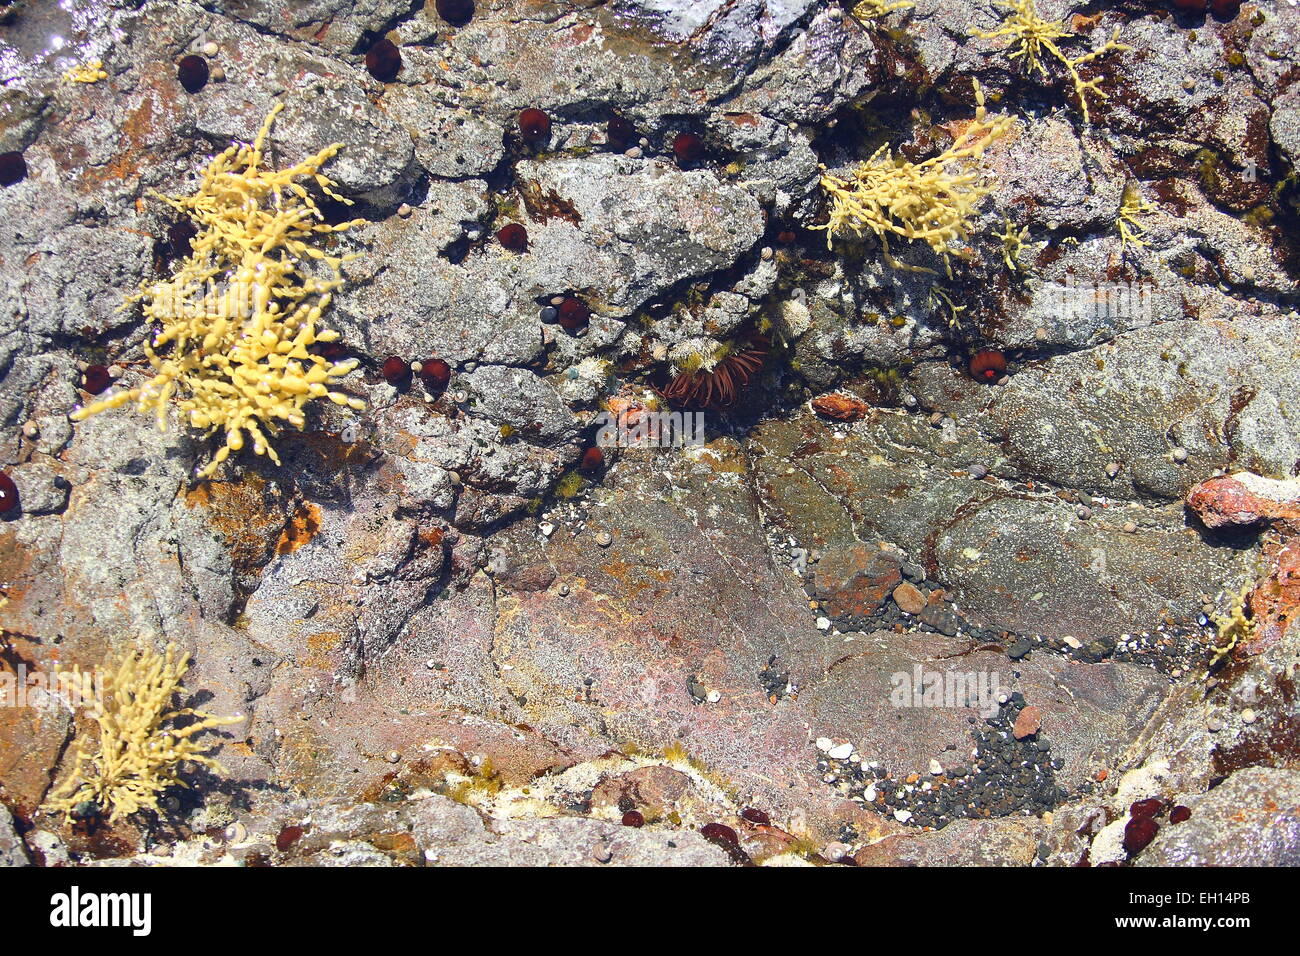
(724, 112), (760, 127)
(276, 502), (323, 556)
(75, 78), (178, 193)
(302, 630), (343, 670)
(184, 475), (291, 574)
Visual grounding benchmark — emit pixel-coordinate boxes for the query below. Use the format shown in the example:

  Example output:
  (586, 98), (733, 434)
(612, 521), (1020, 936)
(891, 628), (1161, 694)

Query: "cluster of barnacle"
(69, 103), (366, 479)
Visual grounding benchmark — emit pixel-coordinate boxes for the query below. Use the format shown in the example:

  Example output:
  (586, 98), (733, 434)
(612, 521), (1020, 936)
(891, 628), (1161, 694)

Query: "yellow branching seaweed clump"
(977, 0), (1129, 124)
(851, 0), (914, 21)
(45, 643), (240, 824)
(71, 102), (367, 478)
(1116, 181), (1157, 253)
(815, 81), (1014, 274)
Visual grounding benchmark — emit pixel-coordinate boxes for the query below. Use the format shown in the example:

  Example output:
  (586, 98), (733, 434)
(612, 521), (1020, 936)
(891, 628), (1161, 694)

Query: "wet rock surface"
(1, 0), (1299, 866)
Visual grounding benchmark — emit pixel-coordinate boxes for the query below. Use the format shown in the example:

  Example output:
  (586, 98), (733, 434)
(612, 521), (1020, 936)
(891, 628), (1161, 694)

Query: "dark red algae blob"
(0, 471), (19, 515)
(177, 55), (209, 94)
(365, 38), (402, 82)
(557, 297), (589, 333)
(700, 822), (739, 846)
(621, 810), (644, 828)
(420, 358), (451, 393)
(496, 223), (528, 251)
(275, 825), (305, 852)
(1208, 0), (1241, 18)
(434, 0), (474, 25)
(740, 807), (771, 826)
(82, 365), (112, 395)
(607, 114), (636, 151)
(578, 446), (604, 477)
(1170, 805), (1192, 824)
(0, 152), (28, 188)
(1130, 797), (1163, 819)
(970, 349), (1007, 384)
(1123, 816), (1159, 855)
(673, 132), (703, 165)
(381, 356), (411, 385)
(518, 108), (551, 144)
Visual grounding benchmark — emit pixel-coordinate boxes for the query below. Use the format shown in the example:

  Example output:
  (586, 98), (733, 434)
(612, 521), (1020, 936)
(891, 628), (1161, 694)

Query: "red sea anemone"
(969, 349), (1006, 384)
(82, 365), (112, 394)
(365, 38), (402, 82)
(0, 471), (18, 515)
(621, 810), (644, 827)
(420, 358), (452, 393)
(496, 223), (527, 251)
(700, 823), (739, 846)
(177, 55), (209, 94)
(579, 446), (604, 477)
(662, 337), (768, 410)
(607, 114), (636, 151)
(519, 108), (551, 144)
(673, 132), (703, 165)
(0, 152), (27, 187)
(434, 0), (474, 25)
(381, 356), (411, 385)
(1207, 0), (1241, 17)
(557, 297), (589, 333)
(1123, 816), (1159, 855)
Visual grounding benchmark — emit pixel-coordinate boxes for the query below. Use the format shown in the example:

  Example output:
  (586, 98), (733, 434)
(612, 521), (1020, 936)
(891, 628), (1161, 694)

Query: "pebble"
(1241, 708), (1256, 724)
(929, 759), (943, 776)
(595, 531), (612, 547)
(816, 616), (831, 630)
(1012, 705), (1042, 740)
(1172, 447), (1188, 463)
(828, 742), (853, 760)
(893, 809), (913, 823)
(706, 690), (721, 704)
(397, 203), (413, 218)
(203, 41), (219, 56)
(624, 147), (642, 159)
(210, 65), (225, 81)
(815, 737), (833, 753)
(539, 521), (555, 536)
(893, 581), (926, 615)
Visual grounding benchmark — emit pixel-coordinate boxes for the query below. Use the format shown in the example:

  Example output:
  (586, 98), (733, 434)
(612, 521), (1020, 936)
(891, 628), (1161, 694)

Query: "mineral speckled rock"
(1, 0), (1298, 869)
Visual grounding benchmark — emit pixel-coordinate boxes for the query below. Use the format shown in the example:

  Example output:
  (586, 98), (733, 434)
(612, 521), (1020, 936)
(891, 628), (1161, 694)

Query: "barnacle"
(815, 80), (1014, 274)
(662, 336), (768, 410)
(1116, 181), (1157, 253)
(70, 102), (367, 479)
(977, 0), (1130, 124)
(44, 643), (240, 824)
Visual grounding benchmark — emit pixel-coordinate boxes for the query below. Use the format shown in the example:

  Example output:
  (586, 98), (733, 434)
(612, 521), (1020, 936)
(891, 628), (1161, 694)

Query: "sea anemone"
(364, 38), (402, 82)
(420, 358), (452, 393)
(557, 297), (590, 332)
(661, 336), (768, 410)
(82, 365), (112, 395)
(0, 471), (18, 515)
(381, 356), (411, 385)
(434, 0), (474, 25)
(497, 223), (528, 251)
(969, 349), (1007, 384)
(673, 132), (703, 165)
(519, 108), (552, 144)
(607, 114), (636, 151)
(177, 55), (209, 94)
(579, 446), (604, 477)
(0, 152), (27, 187)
